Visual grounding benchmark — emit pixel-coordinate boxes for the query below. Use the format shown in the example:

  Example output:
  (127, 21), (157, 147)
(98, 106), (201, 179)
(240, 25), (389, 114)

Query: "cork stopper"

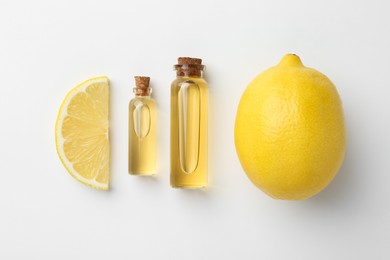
(178, 57), (202, 65)
(175, 57), (204, 77)
(134, 76), (151, 96)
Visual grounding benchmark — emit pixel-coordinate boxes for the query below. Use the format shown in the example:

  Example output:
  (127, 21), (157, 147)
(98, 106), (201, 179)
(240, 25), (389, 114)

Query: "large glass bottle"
(128, 76), (156, 175)
(170, 57), (208, 188)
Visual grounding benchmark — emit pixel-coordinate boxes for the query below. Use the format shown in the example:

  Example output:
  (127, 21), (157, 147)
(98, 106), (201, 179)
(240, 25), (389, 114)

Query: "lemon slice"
(55, 76), (110, 190)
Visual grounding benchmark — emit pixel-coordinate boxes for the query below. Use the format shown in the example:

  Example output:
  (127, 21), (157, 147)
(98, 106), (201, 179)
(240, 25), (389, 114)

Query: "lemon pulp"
(55, 76), (110, 190)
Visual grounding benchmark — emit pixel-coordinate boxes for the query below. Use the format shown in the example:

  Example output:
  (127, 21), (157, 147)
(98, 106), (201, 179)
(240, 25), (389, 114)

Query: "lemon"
(234, 54), (346, 200)
(55, 76), (110, 190)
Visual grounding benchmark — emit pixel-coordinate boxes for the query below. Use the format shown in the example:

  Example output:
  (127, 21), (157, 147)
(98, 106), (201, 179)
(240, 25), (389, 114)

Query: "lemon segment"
(55, 77), (110, 190)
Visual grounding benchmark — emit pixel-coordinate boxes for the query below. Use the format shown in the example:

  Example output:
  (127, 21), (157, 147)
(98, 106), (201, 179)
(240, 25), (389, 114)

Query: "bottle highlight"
(128, 76), (157, 175)
(170, 57), (208, 188)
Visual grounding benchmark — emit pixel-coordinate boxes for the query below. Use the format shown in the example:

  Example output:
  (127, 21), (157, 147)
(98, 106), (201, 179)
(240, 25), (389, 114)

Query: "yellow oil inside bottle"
(171, 76), (208, 188)
(128, 77), (156, 175)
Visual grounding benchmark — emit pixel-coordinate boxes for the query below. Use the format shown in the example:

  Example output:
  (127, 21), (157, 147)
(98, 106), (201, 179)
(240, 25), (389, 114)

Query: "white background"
(0, 0), (389, 259)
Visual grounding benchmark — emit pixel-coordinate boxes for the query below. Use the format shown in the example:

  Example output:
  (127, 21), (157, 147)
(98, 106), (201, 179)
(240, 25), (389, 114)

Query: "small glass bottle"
(128, 76), (157, 175)
(170, 57), (208, 188)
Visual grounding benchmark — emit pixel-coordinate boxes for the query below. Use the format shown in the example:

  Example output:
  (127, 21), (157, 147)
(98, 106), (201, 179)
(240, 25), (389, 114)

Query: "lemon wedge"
(55, 76), (110, 190)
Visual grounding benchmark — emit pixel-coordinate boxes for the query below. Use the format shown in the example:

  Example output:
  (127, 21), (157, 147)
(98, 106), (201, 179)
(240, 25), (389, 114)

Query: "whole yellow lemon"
(234, 54), (346, 200)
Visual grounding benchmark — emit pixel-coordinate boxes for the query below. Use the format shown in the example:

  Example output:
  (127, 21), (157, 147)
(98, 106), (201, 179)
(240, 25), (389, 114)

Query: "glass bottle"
(170, 57), (208, 188)
(128, 76), (157, 175)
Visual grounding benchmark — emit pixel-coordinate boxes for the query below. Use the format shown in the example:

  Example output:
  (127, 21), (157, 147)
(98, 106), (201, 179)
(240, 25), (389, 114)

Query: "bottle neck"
(134, 88), (152, 97)
(174, 64), (204, 78)
(135, 94), (151, 98)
